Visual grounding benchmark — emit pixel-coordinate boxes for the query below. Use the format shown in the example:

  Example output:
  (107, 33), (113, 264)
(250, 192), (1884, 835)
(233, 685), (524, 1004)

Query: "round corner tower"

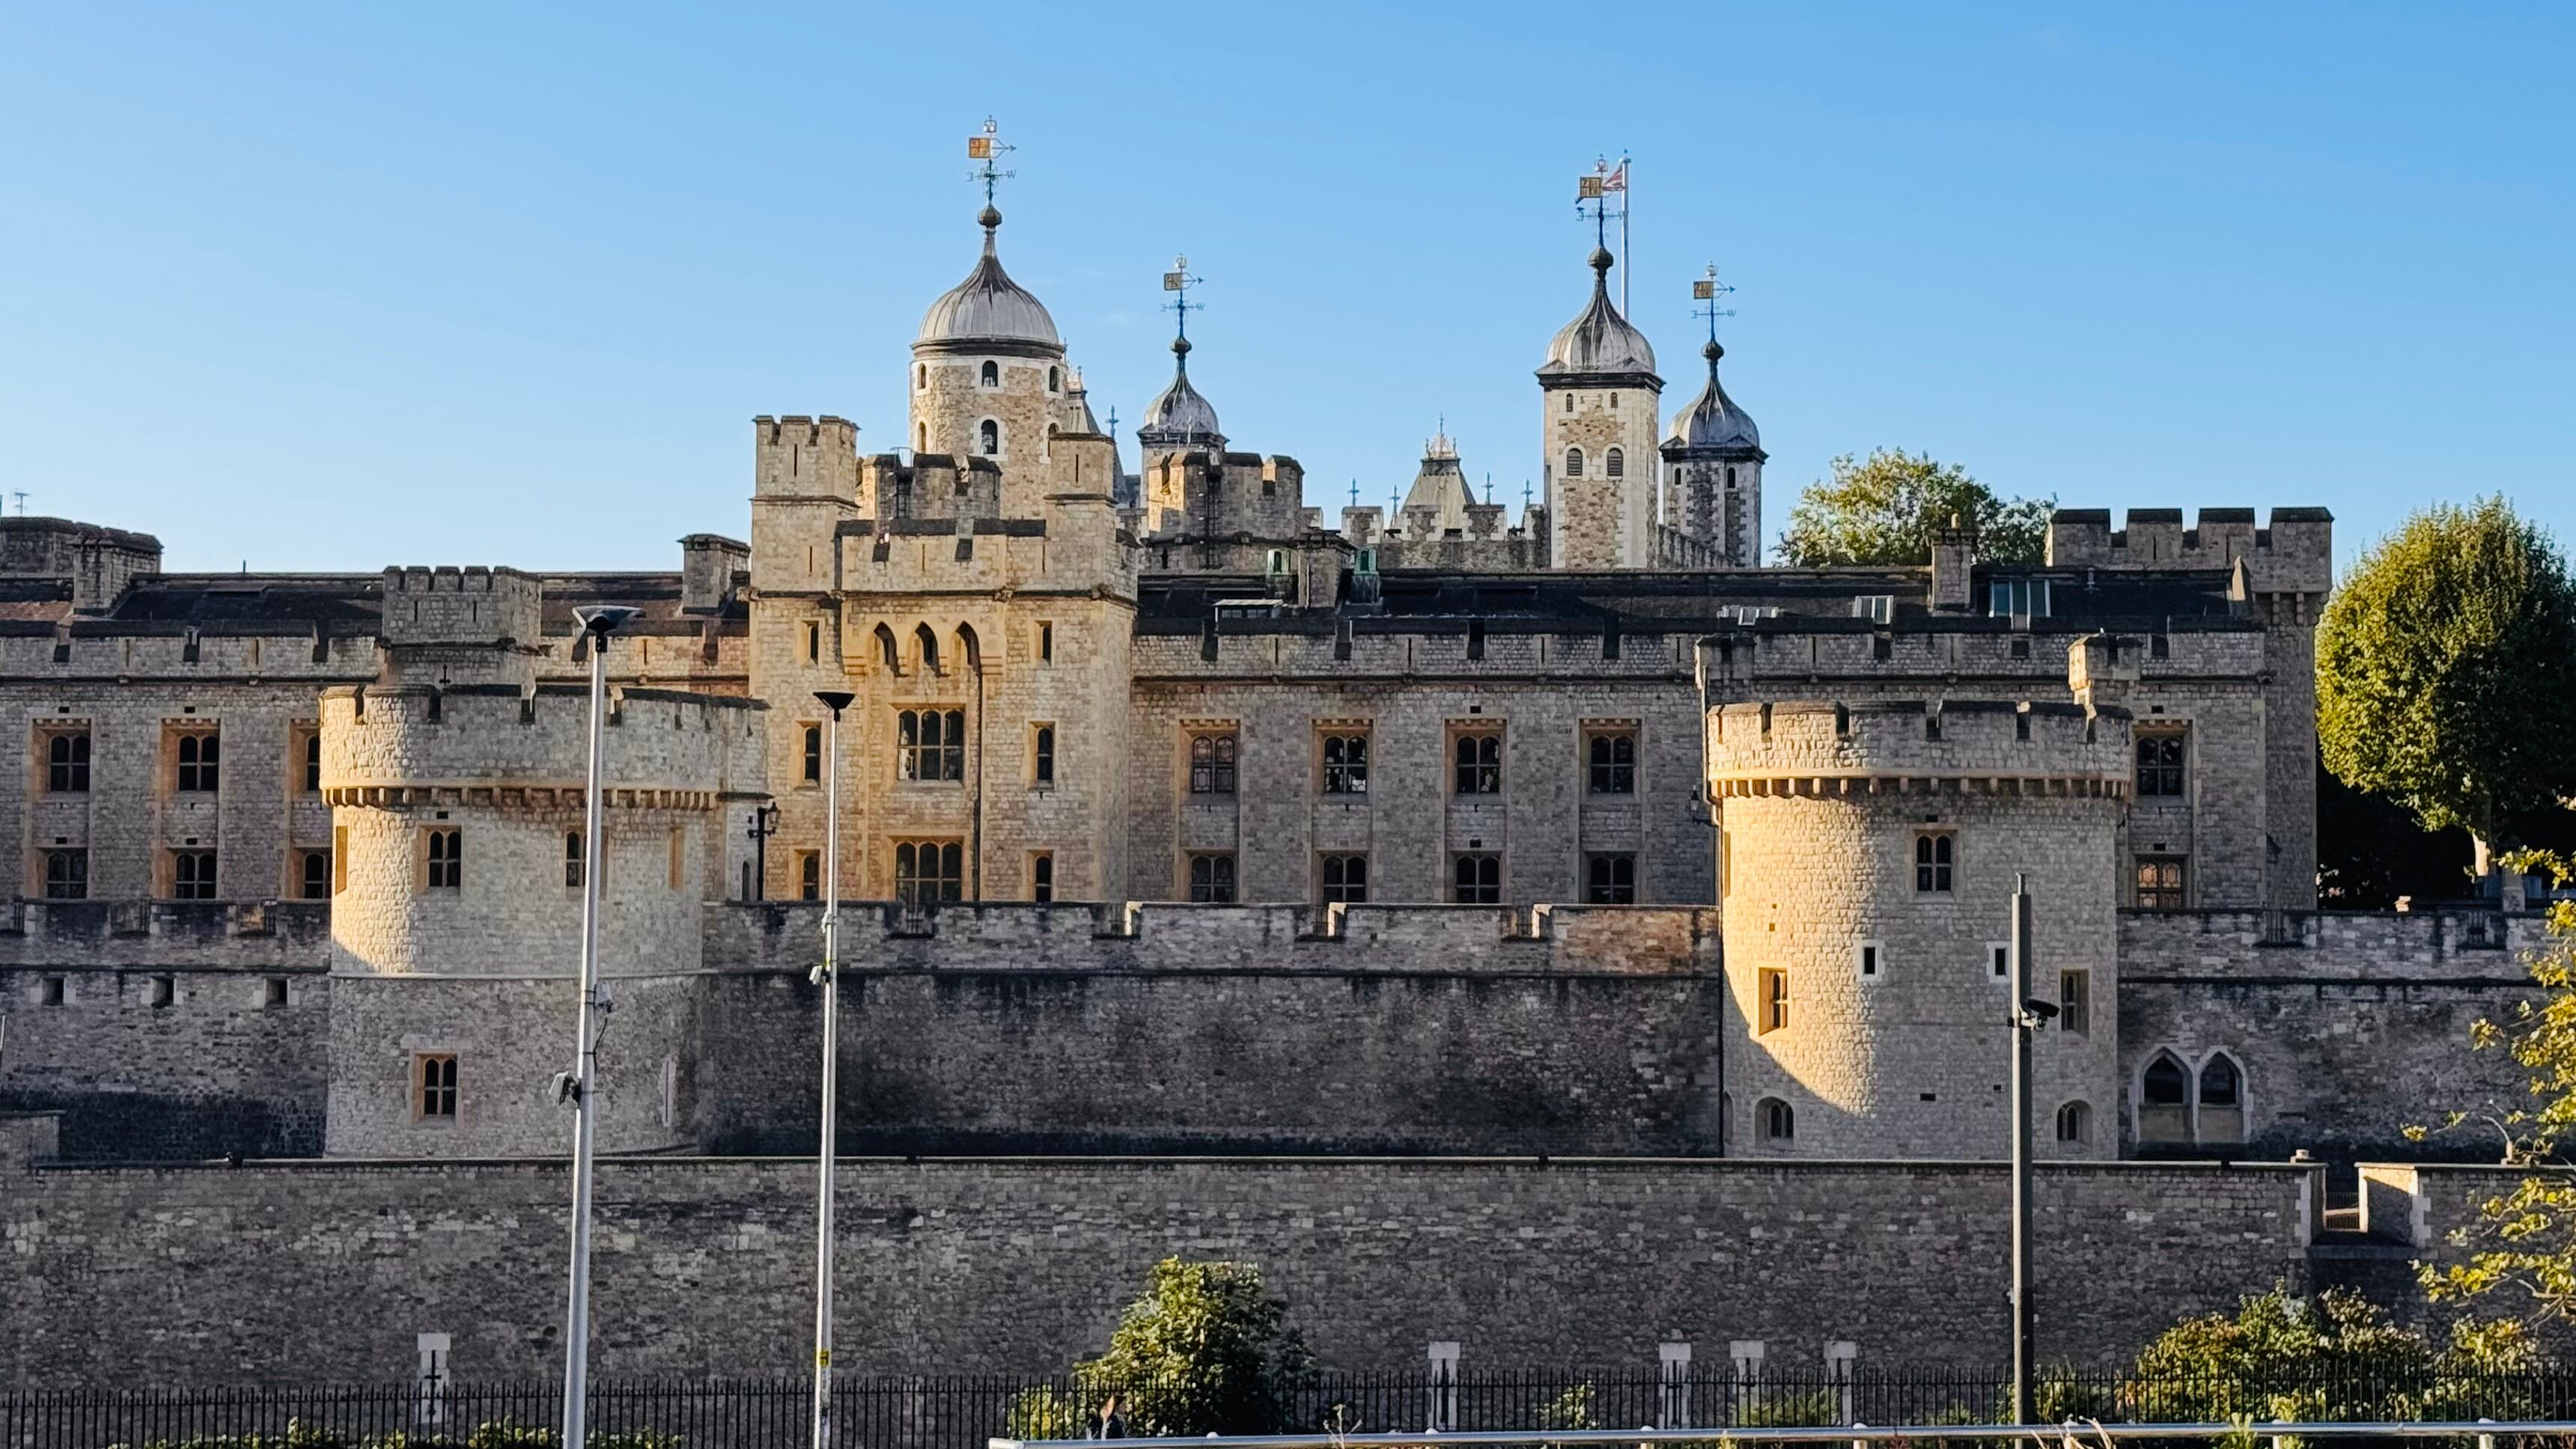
(317, 680), (761, 1159)
(1710, 680), (2128, 1159)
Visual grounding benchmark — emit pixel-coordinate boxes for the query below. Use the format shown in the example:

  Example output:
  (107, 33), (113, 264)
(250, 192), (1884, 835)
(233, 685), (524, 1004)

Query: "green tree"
(2127, 1285), (2535, 1429)
(1074, 1257), (1318, 1436)
(2317, 498), (2576, 897)
(2421, 851), (2576, 1320)
(1775, 449), (2053, 567)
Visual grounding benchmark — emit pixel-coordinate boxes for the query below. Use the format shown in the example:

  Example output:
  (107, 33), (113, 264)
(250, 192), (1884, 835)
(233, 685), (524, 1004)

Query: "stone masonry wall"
(0, 1154), (2314, 1387)
(0, 900), (330, 1159)
(2119, 909), (2548, 1159)
(1125, 628), (1710, 907)
(697, 902), (1724, 1156)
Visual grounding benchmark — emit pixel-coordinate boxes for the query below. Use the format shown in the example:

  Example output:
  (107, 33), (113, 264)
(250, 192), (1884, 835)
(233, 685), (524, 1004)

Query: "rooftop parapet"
(2046, 507), (2333, 596)
(836, 490), (1137, 600)
(4, 516), (171, 615)
(707, 900), (1722, 976)
(319, 682), (760, 802)
(1707, 697), (2130, 793)
(753, 414), (860, 499)
(1142, 451), (1308, 540)
(380, 566), (543, 648)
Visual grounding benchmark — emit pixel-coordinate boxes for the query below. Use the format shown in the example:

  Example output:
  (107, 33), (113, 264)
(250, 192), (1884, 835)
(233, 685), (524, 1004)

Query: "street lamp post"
(809, 689), (853, 1449)
(747, 802), (780, 901)
(2006, 873), (2055, 1427)
(561, 605), (636, 1449)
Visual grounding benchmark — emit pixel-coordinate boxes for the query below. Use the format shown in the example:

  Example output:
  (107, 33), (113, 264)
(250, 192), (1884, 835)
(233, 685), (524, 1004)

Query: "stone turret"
(1705, 642), (2128, 1159)
(318, 682), (764, 1159)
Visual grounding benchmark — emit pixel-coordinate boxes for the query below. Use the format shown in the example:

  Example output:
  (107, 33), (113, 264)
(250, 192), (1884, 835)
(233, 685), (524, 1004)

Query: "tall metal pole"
(2008, 873), (2036, 1427)
(1619, 154), (1631, 318)
(562, 605), (634, 1449)
(810, 689), (853, 1449)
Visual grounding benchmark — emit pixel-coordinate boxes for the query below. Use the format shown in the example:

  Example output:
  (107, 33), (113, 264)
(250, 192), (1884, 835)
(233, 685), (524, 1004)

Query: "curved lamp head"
(813, 690), (855, 716)
(574, 605), (642, 638)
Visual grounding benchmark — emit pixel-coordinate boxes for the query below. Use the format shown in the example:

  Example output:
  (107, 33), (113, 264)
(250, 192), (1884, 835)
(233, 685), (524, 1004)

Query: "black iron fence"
(10, 1367), (2576, 1449)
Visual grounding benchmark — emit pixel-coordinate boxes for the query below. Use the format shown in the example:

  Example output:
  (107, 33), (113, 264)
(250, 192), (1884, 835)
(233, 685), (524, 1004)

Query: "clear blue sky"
(6, 3), (2569, 574)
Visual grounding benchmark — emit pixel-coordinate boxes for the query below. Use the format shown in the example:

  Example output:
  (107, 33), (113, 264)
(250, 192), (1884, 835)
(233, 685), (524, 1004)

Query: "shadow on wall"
(0, 1088), (316, 1161)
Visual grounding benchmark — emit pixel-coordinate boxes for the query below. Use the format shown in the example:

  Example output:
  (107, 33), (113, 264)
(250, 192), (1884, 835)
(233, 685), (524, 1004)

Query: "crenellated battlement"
(752, 414), (861, 499)
(318, 682), (760, 803)
(1706, 696), (2130, 796)
(865, 451), (1005, 522)
(836, 492), (1136, 601)
(1140, 450), (1309, 540)
(709, 900), (1722, 977)
(380, 565), (543, 647)
(2047, 506), (2333, 595)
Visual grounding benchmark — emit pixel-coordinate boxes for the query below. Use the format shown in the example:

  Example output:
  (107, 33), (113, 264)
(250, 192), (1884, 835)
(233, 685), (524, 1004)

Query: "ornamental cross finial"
(966, 117), (1016, 208)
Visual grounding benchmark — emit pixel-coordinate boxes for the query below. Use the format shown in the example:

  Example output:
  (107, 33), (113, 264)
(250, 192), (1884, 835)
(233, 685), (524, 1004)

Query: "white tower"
(1538, 245), (1663, 569)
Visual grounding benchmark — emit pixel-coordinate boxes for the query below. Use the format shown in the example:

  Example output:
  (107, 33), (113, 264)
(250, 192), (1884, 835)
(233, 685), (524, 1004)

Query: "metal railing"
(10, 1368), (2576, 1449)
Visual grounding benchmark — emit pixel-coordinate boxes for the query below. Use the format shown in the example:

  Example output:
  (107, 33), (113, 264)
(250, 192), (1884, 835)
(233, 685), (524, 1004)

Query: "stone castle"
(0, 189), (2550, 1386)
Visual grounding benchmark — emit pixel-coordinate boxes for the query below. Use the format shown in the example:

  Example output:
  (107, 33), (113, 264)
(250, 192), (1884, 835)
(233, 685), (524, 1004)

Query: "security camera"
(2024, 998), (2060, 1019)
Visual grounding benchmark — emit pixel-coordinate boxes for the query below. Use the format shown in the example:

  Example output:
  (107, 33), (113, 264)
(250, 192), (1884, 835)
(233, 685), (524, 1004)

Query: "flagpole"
(1620, 154), (1631, 317)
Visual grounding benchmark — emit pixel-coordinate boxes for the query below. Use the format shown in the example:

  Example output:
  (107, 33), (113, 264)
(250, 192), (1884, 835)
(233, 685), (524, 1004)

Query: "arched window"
(1726, 466), (1738, 489)
(1564, 448), (1585, 478)
(978, 360), (999, 388)
(1605, 448), (1625, 478)
(955, 622), (981, 671)
(1564, 394), (1574, 415)
(2140, 1053), (2191, 1144)
(1047, 365), (1060, 392)
(914, 624), (940, 674)
(874, 623), (899, 673)
(1758, 1097), (1794, 1144)
(2055, 1101), (2093, 1145)
(1452, 733), (1501, 795)
(916, 422), (927, 451)
(916, 364), (926, 390)
(978, 418), (999, 456)
(2197, 1055), (2245, 1144)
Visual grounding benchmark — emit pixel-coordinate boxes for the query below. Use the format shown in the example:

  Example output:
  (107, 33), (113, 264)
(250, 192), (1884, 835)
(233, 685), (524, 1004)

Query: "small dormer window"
(979, 419), (1000, 456)
(979, 361), (999, 388)
(1565, 448), (1585, 478)
(1605, 448), (1625, 478)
